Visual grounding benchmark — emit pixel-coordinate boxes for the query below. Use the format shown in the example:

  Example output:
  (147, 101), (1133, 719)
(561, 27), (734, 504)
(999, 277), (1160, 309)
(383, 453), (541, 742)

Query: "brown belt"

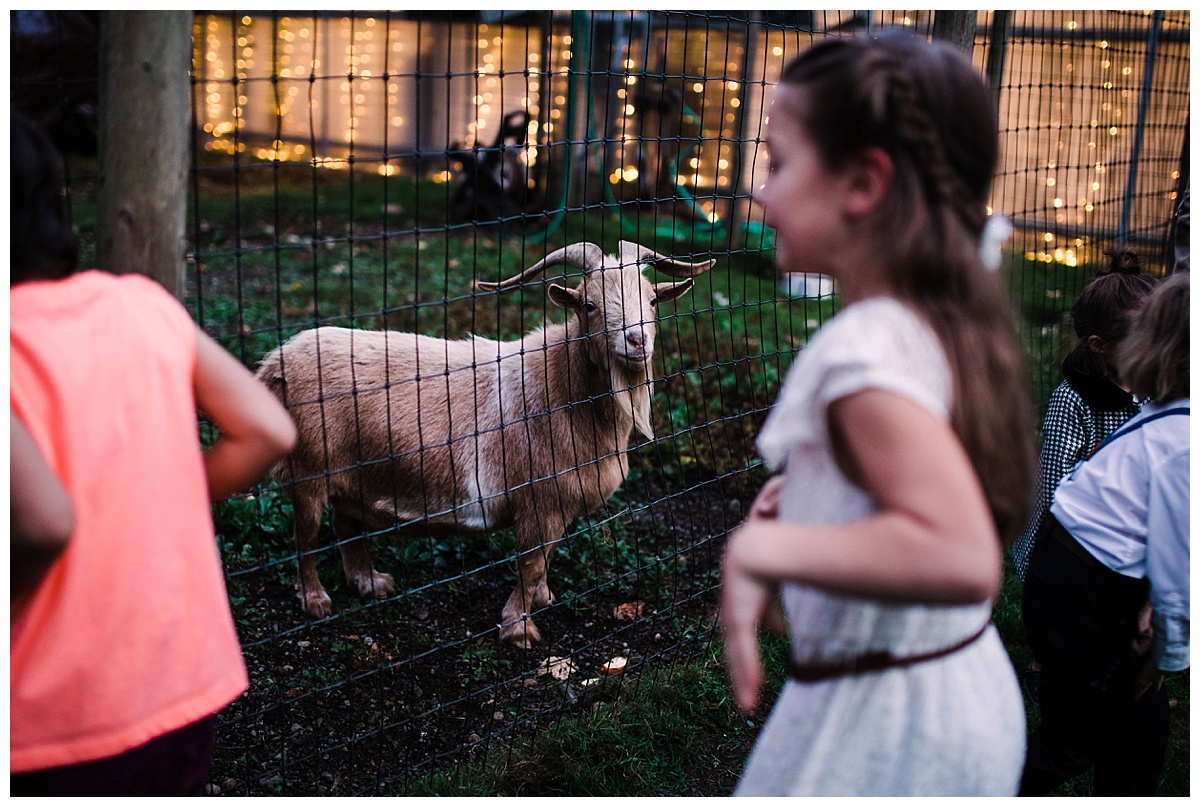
(787, 621), (991, 683)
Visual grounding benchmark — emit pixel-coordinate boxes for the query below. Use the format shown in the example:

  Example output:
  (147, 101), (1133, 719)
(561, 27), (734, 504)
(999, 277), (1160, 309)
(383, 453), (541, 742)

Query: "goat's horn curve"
(475, 242), (606, 293)
(619, 240), (716, 278)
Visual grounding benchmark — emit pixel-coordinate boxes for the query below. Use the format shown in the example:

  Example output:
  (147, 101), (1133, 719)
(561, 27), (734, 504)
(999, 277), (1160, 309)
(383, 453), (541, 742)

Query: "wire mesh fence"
(11, 9), (1189, 796)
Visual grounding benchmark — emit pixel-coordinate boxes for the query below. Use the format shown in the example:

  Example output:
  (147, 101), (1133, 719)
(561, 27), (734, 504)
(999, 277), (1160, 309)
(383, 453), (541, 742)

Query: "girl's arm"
(11, 412), (75, 599)
(1144, 442), (1190, 674)
(722, 388), (1001, 712)
(193, 328), (297, 502)
(729, 388), (1001, 600)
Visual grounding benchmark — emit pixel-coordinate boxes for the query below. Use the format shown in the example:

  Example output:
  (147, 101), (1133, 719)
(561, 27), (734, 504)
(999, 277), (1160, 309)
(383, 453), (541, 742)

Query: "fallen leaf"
(614, 601), (646, 621)
(537, 656), (578, 680)
(601, 656), (628, 675)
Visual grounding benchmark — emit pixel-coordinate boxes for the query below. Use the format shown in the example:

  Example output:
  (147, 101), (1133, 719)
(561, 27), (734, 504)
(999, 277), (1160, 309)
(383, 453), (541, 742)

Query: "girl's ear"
(844, 146), (894, 218)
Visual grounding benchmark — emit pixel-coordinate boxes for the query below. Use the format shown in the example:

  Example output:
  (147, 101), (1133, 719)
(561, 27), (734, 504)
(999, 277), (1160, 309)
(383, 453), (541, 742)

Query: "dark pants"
(10, 714), (218, 797)
(1019, 517), (1170, 796)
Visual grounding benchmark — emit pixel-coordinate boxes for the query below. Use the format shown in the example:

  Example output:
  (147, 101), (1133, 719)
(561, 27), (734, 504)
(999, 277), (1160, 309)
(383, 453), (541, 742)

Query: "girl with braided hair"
(720, 29), (1036, 795)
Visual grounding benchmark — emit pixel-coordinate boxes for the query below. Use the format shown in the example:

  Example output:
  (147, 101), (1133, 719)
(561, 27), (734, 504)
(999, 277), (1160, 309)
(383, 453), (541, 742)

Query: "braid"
(885, 68), (988, 234)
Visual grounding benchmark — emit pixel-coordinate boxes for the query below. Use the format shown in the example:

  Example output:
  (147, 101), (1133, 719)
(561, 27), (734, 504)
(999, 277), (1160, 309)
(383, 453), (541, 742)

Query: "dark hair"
(1063, 248), (1158, 380)
(11, 111), (78, 284)
(1118, 271), (1189, 403)
(778, 30), (1036, 548)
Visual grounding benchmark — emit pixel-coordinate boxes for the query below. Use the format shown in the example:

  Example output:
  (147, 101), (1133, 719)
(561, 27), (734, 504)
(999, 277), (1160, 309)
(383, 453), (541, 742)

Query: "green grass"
(402, 635), (789, 796)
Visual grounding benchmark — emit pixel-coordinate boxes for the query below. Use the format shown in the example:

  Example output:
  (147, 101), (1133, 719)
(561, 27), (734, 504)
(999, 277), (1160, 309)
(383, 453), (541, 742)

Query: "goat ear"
(651, 278), (694, 304)
(547, 283), (581, 309)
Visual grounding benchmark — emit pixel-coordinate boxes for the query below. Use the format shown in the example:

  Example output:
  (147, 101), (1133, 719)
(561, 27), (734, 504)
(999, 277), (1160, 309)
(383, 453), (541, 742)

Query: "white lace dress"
(734, 297), (1025, 797)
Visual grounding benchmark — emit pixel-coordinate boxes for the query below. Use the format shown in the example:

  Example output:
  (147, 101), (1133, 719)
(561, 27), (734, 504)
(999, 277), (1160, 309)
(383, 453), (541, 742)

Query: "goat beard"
(611, 362), (654, 441)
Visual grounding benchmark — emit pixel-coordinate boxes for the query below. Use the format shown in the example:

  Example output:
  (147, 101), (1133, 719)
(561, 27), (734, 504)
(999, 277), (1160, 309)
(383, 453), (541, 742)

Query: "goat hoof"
(302, 590), (333, 618)
(499, 616), (542, 649)
(355, 571), (396, 600)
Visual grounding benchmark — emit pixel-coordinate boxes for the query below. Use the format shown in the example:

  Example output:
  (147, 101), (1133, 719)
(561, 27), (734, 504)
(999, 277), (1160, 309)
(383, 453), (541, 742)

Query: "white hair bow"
(979, 214), (1014, 273)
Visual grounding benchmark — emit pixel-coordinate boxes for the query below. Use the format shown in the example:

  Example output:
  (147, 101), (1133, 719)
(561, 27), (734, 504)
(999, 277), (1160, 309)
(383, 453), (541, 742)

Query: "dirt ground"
(207, 472), (763, 796)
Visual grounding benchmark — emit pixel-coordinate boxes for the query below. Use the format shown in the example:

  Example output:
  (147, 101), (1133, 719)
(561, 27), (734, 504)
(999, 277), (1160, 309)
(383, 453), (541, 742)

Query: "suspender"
(1097, 406), (1189, 449)
(1069, 406), (1189, 480)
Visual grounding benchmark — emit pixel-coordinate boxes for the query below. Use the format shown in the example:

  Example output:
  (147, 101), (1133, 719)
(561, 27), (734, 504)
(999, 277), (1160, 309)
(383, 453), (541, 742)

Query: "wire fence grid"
(11, 8), (1189, 796)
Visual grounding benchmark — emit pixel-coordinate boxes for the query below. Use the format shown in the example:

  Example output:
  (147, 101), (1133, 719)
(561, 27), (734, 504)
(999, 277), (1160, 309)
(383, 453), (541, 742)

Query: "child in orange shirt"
(10, 113), (297, 795)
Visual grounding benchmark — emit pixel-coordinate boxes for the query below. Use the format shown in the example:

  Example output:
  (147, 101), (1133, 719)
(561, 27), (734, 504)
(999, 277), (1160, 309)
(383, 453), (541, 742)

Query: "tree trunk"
(97, 11), (192, 300)
(932, 10), (977, 55)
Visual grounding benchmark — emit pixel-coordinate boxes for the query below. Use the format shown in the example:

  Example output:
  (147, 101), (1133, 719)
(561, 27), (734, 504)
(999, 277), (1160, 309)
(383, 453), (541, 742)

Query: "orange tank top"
(10, 271), (248, 772)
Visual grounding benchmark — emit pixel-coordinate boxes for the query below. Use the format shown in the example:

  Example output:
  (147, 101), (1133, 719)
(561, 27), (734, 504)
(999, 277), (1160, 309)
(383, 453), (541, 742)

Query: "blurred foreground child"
(720, 30), (1036, 795)
(10, 113), (296, 795)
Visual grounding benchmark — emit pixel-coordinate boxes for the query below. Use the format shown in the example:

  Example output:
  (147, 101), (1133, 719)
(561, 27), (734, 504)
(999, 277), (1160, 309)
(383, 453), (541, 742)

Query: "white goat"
(256, 240), (714, 647)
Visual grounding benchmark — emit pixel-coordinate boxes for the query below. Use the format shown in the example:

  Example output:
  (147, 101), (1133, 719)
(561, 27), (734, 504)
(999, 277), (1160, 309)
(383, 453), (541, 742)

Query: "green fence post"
(1118, 10), (1164, 248)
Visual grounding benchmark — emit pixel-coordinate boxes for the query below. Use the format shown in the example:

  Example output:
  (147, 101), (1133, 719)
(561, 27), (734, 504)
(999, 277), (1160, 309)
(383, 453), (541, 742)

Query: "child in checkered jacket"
(1011, 247), (1157, 699)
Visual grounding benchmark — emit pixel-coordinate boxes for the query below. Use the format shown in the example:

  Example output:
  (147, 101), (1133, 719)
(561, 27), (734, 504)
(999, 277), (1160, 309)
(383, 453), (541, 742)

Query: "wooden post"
(97, 11), (192, 300)
(931, 10), (977, 55)
(984, 10), (1011, 110)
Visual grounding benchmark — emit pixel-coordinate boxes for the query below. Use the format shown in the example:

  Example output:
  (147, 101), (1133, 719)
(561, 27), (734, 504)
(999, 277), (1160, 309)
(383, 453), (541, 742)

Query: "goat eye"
(649, 296), (658, 307)
(584, 300), (597, 313)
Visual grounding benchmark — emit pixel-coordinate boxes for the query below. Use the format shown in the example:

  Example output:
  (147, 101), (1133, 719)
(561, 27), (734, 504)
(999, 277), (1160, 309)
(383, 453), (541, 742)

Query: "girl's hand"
(720, 522), (777, 714)
(1130, 602), (1162, 700)
(748, 474), (787, 521)
(1131, 601), (1154, 656)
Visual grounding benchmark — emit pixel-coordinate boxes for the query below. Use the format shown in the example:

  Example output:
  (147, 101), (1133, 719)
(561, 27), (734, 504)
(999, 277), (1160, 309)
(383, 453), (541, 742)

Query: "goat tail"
(254, 345), (288, 401)
(253, 344), (299, 486)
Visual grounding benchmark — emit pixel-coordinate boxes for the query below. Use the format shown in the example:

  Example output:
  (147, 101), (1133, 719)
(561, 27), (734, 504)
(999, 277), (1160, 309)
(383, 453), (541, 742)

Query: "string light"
(193, 10), (1151, 229)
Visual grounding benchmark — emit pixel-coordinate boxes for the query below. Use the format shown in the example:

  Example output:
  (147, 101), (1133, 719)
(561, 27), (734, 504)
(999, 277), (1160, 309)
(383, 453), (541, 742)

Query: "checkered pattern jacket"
(1011, 372), (1140, 580)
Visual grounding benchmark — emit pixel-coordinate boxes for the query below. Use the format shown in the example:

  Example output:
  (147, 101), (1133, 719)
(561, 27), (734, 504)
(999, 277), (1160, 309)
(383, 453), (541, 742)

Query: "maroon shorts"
(10, 714), (218, 796)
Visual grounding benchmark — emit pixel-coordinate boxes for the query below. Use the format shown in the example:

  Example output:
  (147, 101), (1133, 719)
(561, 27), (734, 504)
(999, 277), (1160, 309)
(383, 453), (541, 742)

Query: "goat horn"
(620, 240), (716, 278)
(474, 242), (606, 293)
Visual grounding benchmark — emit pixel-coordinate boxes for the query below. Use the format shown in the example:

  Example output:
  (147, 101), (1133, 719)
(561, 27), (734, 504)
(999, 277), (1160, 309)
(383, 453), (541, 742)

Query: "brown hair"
(1063, 247), (1158, 380)
(779, 29), (1036, 548)
(1118, 271), (1189, 404)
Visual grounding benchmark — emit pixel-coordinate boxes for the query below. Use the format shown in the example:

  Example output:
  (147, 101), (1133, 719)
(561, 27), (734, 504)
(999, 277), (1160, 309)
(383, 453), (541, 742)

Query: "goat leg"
(332, 509), (396, 601)
(292, 489), (333, 618)
(499, 519), (562, 648)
